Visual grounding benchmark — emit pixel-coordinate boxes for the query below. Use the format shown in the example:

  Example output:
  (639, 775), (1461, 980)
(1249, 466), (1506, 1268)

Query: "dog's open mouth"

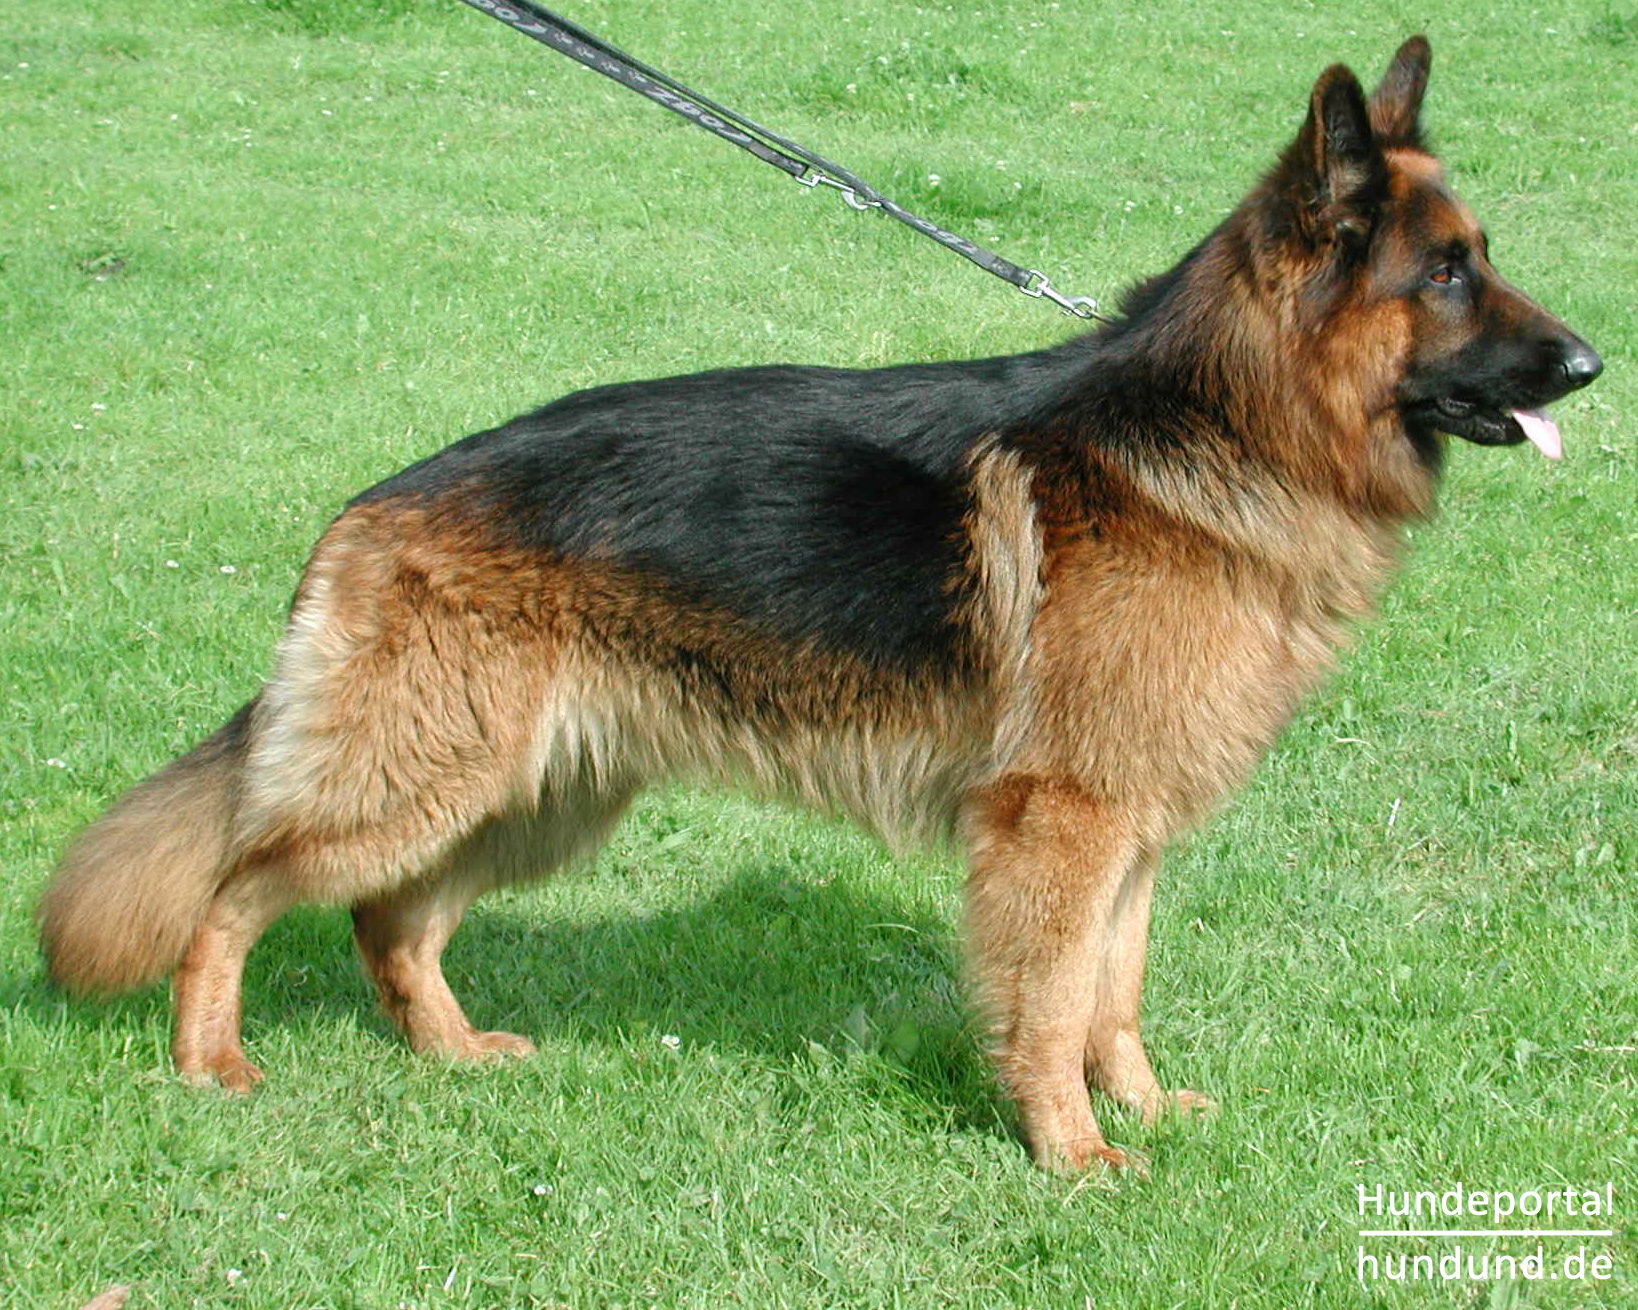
(1413, 397), (1563, 459)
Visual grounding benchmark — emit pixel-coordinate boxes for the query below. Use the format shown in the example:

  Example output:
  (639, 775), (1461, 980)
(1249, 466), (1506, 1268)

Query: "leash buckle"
(1021, 269), (1101, 320)
(798, 169), (881, 212)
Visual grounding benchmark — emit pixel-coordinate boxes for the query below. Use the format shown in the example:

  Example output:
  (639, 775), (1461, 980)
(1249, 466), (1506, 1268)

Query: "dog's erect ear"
(1287, 64), (1386, 249)
(1369, 35), (1431, 147)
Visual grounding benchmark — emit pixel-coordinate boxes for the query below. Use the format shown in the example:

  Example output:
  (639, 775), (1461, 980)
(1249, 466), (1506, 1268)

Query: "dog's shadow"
(12, 862), (1004, 1130)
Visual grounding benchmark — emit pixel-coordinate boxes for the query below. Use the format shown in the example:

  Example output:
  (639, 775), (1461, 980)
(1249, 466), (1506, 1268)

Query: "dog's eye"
(1429, 267), (1458, 285)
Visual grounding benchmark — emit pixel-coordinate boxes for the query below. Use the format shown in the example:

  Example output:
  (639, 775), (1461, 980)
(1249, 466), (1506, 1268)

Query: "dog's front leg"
(965, 774), (1149, 1173)
(1081, 850), (1215, 1124)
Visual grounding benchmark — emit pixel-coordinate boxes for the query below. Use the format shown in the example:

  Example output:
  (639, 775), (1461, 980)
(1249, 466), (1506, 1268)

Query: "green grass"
(2, 0), (1635, 1306)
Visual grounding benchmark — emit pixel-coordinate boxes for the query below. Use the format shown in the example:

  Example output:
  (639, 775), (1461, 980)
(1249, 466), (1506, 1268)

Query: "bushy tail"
(38, 700), (257, 995)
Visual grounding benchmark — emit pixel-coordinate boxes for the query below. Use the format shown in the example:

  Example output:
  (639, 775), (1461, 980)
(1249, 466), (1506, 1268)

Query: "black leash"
(453, 0), (1111, 322)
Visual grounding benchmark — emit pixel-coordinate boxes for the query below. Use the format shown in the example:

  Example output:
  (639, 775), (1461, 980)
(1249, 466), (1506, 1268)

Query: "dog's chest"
(1017, 524), (1394, 830)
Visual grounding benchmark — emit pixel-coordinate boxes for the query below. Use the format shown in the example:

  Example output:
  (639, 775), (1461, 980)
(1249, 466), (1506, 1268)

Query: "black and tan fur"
(39, 39), (1600, 1171)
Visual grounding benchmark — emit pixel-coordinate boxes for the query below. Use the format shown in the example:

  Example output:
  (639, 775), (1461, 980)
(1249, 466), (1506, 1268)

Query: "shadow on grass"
(8, 862), (1008, 1135)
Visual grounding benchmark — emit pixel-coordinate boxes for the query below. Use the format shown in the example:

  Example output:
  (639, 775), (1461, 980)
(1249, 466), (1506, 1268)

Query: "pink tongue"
(1512, 408), (1562, 460)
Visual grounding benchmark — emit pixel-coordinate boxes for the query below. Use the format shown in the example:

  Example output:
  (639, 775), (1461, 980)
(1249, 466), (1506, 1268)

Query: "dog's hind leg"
(1082, 850), (1216, 1124)
(965, 775), (1149, 1173)
(351, 870), (533, 1061)
(352, 784), (635, 1061)
(171, 864), (301, 1093)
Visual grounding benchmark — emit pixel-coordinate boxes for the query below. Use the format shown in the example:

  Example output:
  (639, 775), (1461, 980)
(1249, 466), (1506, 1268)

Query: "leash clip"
(797, 169), (881, 212)
(1021, 269), (1101, 319)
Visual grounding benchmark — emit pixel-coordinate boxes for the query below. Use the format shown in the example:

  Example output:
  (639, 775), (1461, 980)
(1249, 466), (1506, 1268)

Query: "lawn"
(1, 0), (1634, 1306)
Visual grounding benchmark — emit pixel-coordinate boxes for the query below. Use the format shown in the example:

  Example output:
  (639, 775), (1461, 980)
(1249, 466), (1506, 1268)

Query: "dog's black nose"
(1560, 340), (1603, 390)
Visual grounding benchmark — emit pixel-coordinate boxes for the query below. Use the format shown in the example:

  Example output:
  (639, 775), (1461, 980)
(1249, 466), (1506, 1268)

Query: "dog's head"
(1257, 37), (1601, 463)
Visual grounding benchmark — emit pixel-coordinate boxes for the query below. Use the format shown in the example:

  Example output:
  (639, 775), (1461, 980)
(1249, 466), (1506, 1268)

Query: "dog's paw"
(1145, 1087), (1218, 1125)
(455, 1030), (537, 1061)
(1091, 1142), (1150, 1177)
(1037, 1135), (1150, 1178)
(179, 1050), (264, 1095)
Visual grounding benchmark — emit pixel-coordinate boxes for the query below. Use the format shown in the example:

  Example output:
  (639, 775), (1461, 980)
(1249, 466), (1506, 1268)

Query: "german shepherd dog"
(40, 38), (1600, 1171)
